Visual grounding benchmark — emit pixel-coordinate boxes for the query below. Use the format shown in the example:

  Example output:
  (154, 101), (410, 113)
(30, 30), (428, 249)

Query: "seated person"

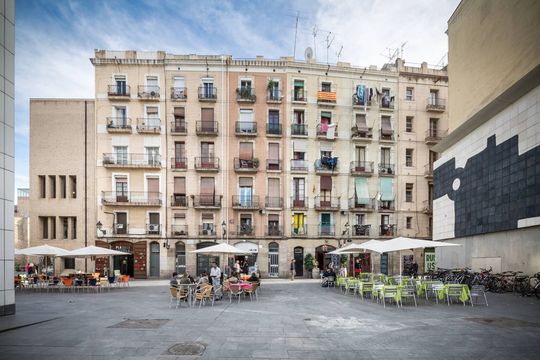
(228, 271), (239, 284)
(178, 272), (192, 285)
(170, 272), (180, 288)
(197, 271), (209, 285)
(247, 272), (259, 283)
(328, 268), (336, 278)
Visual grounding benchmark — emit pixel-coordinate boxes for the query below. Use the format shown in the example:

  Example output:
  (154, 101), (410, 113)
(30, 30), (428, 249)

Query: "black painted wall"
(434, 135), (540, 237)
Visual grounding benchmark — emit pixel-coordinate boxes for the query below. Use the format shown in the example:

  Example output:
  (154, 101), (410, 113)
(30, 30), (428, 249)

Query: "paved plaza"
(0, 280), (539, 359)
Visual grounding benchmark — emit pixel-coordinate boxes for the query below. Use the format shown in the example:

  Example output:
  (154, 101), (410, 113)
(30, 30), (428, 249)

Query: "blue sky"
(14, 0), (459, 194)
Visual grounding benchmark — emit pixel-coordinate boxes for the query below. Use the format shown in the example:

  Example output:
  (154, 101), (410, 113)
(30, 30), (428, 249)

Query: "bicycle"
(521, 272), (540, 299)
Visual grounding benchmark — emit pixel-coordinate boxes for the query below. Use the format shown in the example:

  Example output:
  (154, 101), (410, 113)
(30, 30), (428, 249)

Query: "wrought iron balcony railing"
(380, 224), (396, 237)
(266, 123), (282, 136)
(170, 120), (187, 134)
(171, 194), (188, 207)
(138, 85), (160, 99)
(232, 195), (260, 209)
(194, 157), (219, 171)
(290, 159), (309, 172)
(170, 157), (187, 170)
(108, 84), (131, 98)
(136, 118), (161, 133)
(101, 191), (162, 206)
(192, 195), (222, 208)
(198, 86), (217, 101)
(353, 224), (371, 236)
(350, 161), (374, 175)
(265, 225), (283, 237)
(235, 122), (257, 135)
(378, 163), (395, 176)
(266, 90), (282, 103)
(426, 97), (446, 111)
(171, 225), (188, 237)
(314, 196), (340, 210)
(265, 196), (283, 208)
(171, 87), (187, 100)
(236, 87), (256, 102)
(106, 117), (132, 132)
(196, 121), (218, 135)
(103, 153), (161, 167)
(291, 124), (308, 136)
(234, 157), (259, 172)
(348, 197), (376, 211)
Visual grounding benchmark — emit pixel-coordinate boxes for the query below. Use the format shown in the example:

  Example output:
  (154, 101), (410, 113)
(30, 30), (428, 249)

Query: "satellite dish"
(304, 47), (313, 62)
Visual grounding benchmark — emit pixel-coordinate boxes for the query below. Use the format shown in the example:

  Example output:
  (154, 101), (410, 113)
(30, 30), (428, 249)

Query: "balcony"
(424, 164), (434, 179)
(379, 129), (395, 142)
(379, 224), (396, 237)
(102, 153), (161, 168)
(292, 89), (307, 103)
(170, 121), (187, 135)
(171, 195), (188, 208)
(422, 199), (433, 214)
(352, 95), (371, 108)
(192, 195), (222, 209)
(236, 87), (256, 102)
(136, 118), (161, 134)
(265, 196), (283, 209)
(266, 90), (282, 103)
(194, 157), (219, 171)
(234, 158), (259, 173)
(315, 157), (338, 174)
(196, 121), (218, 136)
(137, 85), (160, 100)
(425, 129), (448, 145)
(316, 124), (338, 140)
(198, 225), (217, 237)
(266, 123), (282, 136)
(351, 126), (373, 141)
(314, 196), (340, 211)
(170, 157), (187, 171)
(235, 122), (257, 136)
(101, 191), (162, 206)
(426, 97), (446, 112)
(291, 124), (308, 137)
(290, 197), (308, 210)
(291, 225), (308, 237)
(266, 159), (282, 172)
(107, 85), (131, 100)
(236, 225), (255, 236)
(379, 200), (395, 212)
(350, 161), (375, 176)
(317, 90), (336, 106)
(232, 195), (260, 210)
(171, 225), (188, 237)
(198, 87), (217, 102)
(348, 198), (376, 212)
(265, 225), (283, 237)
(379, 97), (394, 111)
(146, 224), (161, 236)
(318, 225), (335, 237)
(111, 223), (129, 235)
(378, 163), (395, 176)
(170, 87), (187, 101)
(290, 159), (309, 173)
(106, 117), (132, 133)
(352, 224), (371, 237)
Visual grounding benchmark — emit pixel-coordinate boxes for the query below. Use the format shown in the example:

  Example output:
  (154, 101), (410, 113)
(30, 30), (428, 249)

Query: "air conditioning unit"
(115, 224), (124, 229)
(148, 224), (159, 232)
(150, 91), (157, 96)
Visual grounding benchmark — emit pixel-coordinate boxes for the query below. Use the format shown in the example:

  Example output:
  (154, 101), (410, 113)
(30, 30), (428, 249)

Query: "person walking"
(290, 259), (296, 281)
(210, 262), (221, 291)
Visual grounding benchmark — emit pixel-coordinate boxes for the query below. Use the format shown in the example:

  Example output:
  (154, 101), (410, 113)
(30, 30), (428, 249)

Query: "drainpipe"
(84, 100), (88, 273)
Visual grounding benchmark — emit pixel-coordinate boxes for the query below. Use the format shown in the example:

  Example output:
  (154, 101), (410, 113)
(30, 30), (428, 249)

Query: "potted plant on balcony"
(252, 158), (259, 168)
(304, 253), (315, 278)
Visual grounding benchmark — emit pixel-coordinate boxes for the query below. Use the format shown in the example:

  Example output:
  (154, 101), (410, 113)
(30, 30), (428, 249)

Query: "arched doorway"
(149, 241), (160, 277)
(234, 242), (258, 274)
(293, 246), (304, 277)
(196, 242), (219, 276)
(110, 241), (134, 277)
(175, 241), (186, 274)
(315, 244), (336, 271)
(268, 242), (279, 277)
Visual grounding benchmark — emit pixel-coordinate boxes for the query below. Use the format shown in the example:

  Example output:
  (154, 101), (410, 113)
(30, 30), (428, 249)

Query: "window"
(114, 75), (127, 95)
(293, 151), (305, 160)
(355, 146), (366, 163)
(145, 106), (160, 128)
(321, 82), (331, 92)
(356, 214), (365, 225)
(173, 107), (185, 131)
(429, 90), (439, 104)
(268, 214), (280, 235)
(240, 79), (252, 91)
(70, 176), (77, 198)
(201, 213), (214, 235)
(405, 116), (413, 132)
(172, 77), (185, 99)
(380, 148), (391, 166)
(429, 118), (439, 137)
(292, 178), (305, 201)
(114, 146), (128, 165)
(148, 213), (160, 234)
(405, 87), (414, 101)
(64, 258), (75, 269)
(114, 106), (127, 127)
(293, 213), (305, 234)
(268, 143), (280, 169)
(61, 217), (69, 239)
(405, 149), (414, 167)
(145, 147), (160, 165)
(239, 177), (253, 206)
(240, 214), (253, 234)
(239, 109), (254, 133)
(405, 183), (414, 202)
(39, 176), (46, 198)
(50, 216), (56, 239)
(49, 175), (56, 198)
(59, 175), (66, 198)
(173, 177), (186, 206)
(146, 75), (158, 89)
(406, 217), (413, 229)
(174, 142), (186, 167)
(202, 79), (214, 98)
(72, 217), (77, 239)
(268, 110), (280, 134)
(40, 216), (48, 239)
(293, 110), (305, 124)
(116, 212), (128, 235)
(293, 80), (305, 100)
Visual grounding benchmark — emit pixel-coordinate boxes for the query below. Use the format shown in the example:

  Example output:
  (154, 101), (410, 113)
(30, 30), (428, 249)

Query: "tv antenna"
(293, 11), (299, 59)
(336, 45), (343, 63)
(325, 32), (335, 64)
(312, 25), (318, 60)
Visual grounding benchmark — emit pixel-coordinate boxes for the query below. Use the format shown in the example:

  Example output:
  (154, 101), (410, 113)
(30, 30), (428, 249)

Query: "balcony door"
(239, 177), (253, 207)
(115, 75), (127, 95)
(293, 213), (305, 234)
(201, 108), (214, 131)
(201, 142), (215, 168)
(147, 177), (159, 203)
(114, 146), (127, 165)
(240, 214), (252, 234)
(146, 76), (159, 93)
(292, 178), (305, 207)
(429, 118), (439, 137)
(200, 177), (215, 206)
(146, 106), (159, 128)
(320, 213), (331, 235)
(203, 81), (214, 98)
(268, 110), (280, 134)
(114, 106), (127, 126)
(116, 212), (127, 235)
(115, 176), (128, 202)
(268, 215), (280, 236)
(175, 142), (186, 167)
(268, 143), (280, 170)
(267, 178), (280, 207)
(145, 146), (159, 165)
(381, 147), (391, 167)
(429, 90), (438, 105)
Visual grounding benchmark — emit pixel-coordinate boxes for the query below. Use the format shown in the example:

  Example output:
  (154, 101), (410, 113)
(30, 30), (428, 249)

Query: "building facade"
(433, 0), (540, 273)
(14, 188), (30, 269)
(1, 0), (15, 316)
(29, 99), (96, 273)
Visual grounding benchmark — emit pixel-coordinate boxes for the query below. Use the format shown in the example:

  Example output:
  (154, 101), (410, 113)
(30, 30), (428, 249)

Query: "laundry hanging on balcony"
(355, 177), (370, 204)
(326, 124), (336, 140)
(380, 178), (394, 201)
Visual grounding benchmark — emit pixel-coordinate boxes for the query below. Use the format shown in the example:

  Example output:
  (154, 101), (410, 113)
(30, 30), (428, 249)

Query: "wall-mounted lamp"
(96, 221), (106, 236)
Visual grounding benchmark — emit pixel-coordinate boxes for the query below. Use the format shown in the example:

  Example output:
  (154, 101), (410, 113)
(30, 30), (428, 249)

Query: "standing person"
(25, 262), (29, 275)
(210, 263), (221, 290)
(234, 260), (241, 274)
(354, 259), (362, 277)
(28, 262), (34, 275)
(290, 259), (296, 281)
(242, 257), (249, 275)
(411, 261), (419, 277)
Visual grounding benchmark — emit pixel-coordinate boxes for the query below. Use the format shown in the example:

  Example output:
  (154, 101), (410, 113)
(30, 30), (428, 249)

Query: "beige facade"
(447, 0), (540, 131)
(29, 99), (96, 273)
(14, 189), (30, 268)
(27, 50), (447, 279)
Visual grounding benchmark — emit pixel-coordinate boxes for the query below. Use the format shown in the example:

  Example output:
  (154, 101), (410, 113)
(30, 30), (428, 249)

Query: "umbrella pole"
(399, 250), (402, 285)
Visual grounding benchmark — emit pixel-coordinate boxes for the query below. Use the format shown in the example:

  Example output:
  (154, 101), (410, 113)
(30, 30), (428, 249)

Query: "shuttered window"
(239, 142), (253, 159)
(320, 176), (332, 190)
(174, 177), (186, 194)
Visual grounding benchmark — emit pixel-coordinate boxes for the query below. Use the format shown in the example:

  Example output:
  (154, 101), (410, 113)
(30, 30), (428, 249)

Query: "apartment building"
(29, 99), (96, 273)
(1, 0), (15, 316)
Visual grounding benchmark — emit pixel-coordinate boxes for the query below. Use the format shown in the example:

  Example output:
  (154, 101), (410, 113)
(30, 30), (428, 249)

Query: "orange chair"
(120, 275), (130, 287)
(62, 278), (73, 293)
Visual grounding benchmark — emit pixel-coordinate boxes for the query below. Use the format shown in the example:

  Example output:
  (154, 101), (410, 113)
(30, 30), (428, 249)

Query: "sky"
(13, 0), (460, 194)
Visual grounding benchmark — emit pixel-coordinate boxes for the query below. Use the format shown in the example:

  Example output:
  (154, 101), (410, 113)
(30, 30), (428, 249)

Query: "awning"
(235, 242), (259, 253)
(380, 178), (394, 201)
(355, 177), (370, 204)
(174, 107), (185, 117)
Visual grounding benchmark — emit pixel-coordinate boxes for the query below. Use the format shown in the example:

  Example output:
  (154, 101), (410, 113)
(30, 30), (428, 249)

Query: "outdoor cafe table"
(437, 284), (471, 303)
(417, 280), (443, 297)
(373, 285), (403, 303)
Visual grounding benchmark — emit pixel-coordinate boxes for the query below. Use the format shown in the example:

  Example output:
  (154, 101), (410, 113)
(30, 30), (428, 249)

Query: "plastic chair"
(382, 286), (402, 308)
(401, 286), (417, 307)
(243, 282), (258, 301)
(228, 284), (243, 304)
(446, 284), (470, 306)
(61, 278), (73, 293)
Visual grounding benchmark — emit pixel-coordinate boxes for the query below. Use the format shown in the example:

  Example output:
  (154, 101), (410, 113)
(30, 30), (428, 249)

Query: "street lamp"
(96, 221), (106, 236)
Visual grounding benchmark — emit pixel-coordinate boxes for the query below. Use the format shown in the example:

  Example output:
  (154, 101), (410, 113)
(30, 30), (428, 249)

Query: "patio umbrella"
(379, 237), (461, 282)
(16, 245), (72, 276)
(328, 242), (364, 255)
(191, 243), (250, 255)
(58, 245), (131, 258)
(328, 240), (385, 274)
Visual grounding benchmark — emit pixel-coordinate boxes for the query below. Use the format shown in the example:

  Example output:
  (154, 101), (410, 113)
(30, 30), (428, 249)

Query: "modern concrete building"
(14, 188), (30, 269)
(433, 0), (540, 273)
(0, 0), (15, 316)
(29, 99), (96, 273)
(28, 50), (448, 279)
